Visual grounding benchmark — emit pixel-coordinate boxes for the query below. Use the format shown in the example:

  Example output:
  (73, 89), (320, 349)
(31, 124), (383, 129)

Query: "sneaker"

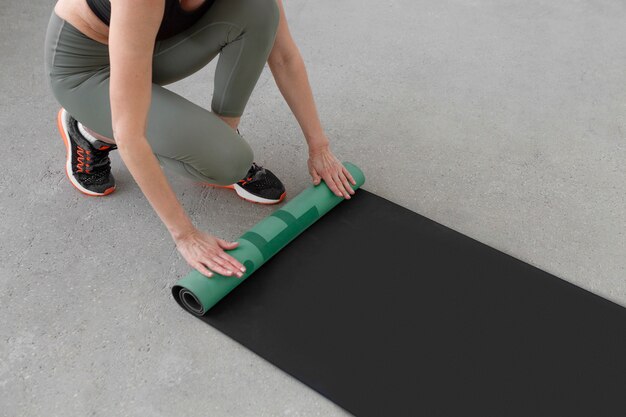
(56, 108), (117, 196)
(206, 162), (286, 205)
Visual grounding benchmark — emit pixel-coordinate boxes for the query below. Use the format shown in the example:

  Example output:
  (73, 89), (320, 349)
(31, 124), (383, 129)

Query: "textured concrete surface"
(1, 0), (625, 416)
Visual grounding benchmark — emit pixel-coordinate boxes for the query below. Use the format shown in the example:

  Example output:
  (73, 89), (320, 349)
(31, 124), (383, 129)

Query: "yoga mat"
(173, 184), (626, 416)
(172, 161), (366, 315)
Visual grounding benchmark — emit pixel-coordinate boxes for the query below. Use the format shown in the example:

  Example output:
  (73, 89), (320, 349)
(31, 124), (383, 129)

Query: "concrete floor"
(2, 0), (625, 416)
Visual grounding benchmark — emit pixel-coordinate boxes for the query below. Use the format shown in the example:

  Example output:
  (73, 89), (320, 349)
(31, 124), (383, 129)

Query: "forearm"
(117, 138), (194, 240)
(108, 1), (191, 237)
(269, 52), (329, 152)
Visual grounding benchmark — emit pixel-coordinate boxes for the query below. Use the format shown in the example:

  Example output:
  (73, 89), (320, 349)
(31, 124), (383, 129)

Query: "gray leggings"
(44, 0), (279, 185)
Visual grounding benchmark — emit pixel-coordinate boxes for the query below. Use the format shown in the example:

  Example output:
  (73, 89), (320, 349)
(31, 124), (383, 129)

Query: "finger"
(310, 169), (322, 185)
(218, 250), (244, 269)
(208, 254), (241, 277)
(339, 170), (355, 195)
(215, 241), (244, 275)
(217, 239), (239, 250)
(323, 172), (343, 197)
(342, 165), (357, 185)
(217, 251), (246, 275)
(194, 263), (214, 278)
(201, 257), (235, 277)
(332, 172), (351, 199)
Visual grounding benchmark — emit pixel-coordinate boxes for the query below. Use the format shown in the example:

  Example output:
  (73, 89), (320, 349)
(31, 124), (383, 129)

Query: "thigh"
(146, 84), (253, 184)
(58, 69), (252, 183)
(151, 0), (277, 86)
(151, 0), (243, 85)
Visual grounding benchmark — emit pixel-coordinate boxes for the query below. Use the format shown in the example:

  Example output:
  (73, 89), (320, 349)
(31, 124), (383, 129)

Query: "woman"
(45, 0), (356, 279)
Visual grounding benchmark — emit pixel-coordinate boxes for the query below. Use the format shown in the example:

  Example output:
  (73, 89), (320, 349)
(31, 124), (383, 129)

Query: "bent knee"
(199, 141), (254, 186)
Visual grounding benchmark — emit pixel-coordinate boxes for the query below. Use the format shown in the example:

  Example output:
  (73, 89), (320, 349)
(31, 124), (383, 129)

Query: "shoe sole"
(203, 182), (286, 205)
(57, 109), (115, 197)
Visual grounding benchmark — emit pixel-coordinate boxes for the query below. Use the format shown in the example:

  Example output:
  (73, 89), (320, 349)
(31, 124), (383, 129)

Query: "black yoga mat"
(185, 189), (626, 416)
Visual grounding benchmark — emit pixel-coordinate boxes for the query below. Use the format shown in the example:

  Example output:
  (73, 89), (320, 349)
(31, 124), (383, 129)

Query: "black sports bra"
(86, 0), (215, 40)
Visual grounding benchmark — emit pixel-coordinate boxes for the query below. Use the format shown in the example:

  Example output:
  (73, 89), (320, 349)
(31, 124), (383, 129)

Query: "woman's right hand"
(174, 228), (246, 278)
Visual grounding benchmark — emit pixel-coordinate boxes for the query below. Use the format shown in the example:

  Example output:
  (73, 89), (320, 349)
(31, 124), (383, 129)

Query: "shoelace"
(75, 145), (113, 176)
(69, 115), (116, 177)
(238, 163), (266, 186)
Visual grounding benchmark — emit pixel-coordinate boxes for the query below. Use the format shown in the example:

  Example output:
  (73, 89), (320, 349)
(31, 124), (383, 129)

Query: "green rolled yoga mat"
(172, 162), (365, 316)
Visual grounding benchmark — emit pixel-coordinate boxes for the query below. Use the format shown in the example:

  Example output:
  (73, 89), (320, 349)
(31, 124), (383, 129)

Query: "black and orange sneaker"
(233, 162), (286, 204)
(56, 108), (117, 196)
(206, 162), (286, 205)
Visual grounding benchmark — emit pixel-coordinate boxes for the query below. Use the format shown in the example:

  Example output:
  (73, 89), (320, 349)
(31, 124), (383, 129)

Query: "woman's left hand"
(307, 144), (357, 199)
